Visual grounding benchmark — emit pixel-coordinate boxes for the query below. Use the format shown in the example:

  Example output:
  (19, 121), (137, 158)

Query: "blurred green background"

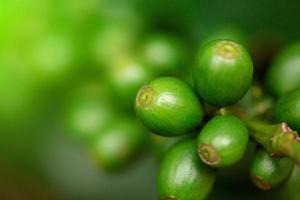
(0, 0), (300, 199)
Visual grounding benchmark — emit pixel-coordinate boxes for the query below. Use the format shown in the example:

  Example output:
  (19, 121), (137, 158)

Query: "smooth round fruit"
(193, 39), (253, 106)
(135, 77), (204, 136)
(197, 115), (249, 167)
(274, 89), (300, 131)
(266, 42), (300, 98)
(91, 118), (148, 171)
(250, 148), (294, 190)
(63, 83), (115, 143)
(28, 31), (76, 86)
(158, 139), (215, 200)
(141, 33), (185, 75)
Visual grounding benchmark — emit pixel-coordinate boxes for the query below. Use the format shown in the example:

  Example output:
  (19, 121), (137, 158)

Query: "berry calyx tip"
(216, 41), (240, 59)
(198, 144), (220, 165)
(136, 85), (154, 108)
(251, 175), (271, 190)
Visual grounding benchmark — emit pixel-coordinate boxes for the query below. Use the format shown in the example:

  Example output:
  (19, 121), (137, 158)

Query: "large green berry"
(135, 77), (204, 136)
(274, 89), (300, 131)
(250, 148), (294, 190)
(197, 115), (249, 167)
(266, 42), (300, 98)
(91, 118), (148, 171)
(141, 33), (186, 75)
(193, 40), (253, 106)
(158, 139), (215, 200)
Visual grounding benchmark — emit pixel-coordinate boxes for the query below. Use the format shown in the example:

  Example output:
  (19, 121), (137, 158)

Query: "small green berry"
(250, 148), (294, 190)
(29, 32), (76, 85)
(158, 139), (215, 200)
(197, 115), (249, 167)
(193, 39), (253, 106)
(63, 83), (115, 143)
(135, 77), (204, 136)
(274, 88), (300, 131)
(266, 42), (300, 98)
(91, 118), (148, 171)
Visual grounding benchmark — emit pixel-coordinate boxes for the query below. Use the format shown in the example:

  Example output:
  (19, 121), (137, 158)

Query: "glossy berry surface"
(250, 148), (294, 190)
(266, 42), (300, 98)
(158, 139), (215, 200)
(274, 89), (300, 131)
(193, 39), (253, 106)
(135, 77), (204, 136)
(197, 115), (249, 167)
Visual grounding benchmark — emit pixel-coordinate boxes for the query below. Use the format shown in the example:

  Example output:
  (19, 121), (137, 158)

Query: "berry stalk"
(246, 120), (300, 166)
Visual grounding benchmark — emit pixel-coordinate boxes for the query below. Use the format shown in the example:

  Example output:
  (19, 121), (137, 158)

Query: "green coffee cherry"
(193, 40), (253, 106)
(63, 83), (115, 143)
(274, 89), (300, 131)
(158, 139), (215, 200)
(250, 148), (294, 190)
(64, 97), (114, 142)
(141, 34), (185, 75)
(197, 115), (249, 167)
(135, 77), (204, 136)
(266, 42), (300, 98)
(91, 118), (148, 171)
(28, 31), (76, 87)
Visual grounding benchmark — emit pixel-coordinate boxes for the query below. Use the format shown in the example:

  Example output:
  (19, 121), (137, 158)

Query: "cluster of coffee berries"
(135, 40), (300, 200)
